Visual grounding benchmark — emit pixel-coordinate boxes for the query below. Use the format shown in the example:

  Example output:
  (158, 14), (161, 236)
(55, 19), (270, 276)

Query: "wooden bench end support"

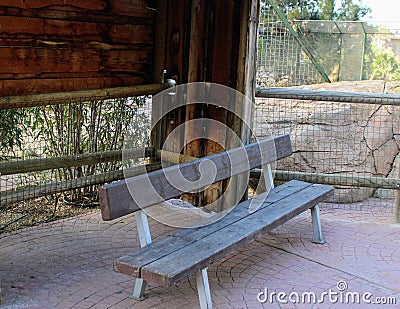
(311, 205), (325, 244)
(196, 268), (213, 309)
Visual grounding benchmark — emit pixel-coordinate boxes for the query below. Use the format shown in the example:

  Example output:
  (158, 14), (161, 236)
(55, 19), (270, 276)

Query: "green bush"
(0, 110), (24, 159)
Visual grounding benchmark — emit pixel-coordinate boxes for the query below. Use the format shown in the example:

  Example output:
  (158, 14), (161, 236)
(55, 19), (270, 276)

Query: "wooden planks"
(0, 1), (154, 19)
(0, 48), (151, 75)
(114, 180), (311, 277)
(99, 134), (292, 220)
(114, 181), (334, 286)
(0, 0), (155, 96)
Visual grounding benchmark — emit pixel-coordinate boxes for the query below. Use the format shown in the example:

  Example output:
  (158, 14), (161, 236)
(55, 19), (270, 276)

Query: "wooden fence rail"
(0, 148), (153, 175)
(0, 163), (161, 206)
(0, 82), (175, 110)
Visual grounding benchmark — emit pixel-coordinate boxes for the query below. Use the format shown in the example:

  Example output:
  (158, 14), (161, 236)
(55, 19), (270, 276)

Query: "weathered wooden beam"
(99, 134), (292, 220)
(0, 77), (148, 98)
(1, 0), (153, 18)
(256, 87), (400, 105)
(0, 82), (174, 110)
(0, 163), (161, 206)
(0, 47), (151, 78)
(0, 17), (153, 45)
(0, 148), (153, 176)
(0, 4), (154, 24)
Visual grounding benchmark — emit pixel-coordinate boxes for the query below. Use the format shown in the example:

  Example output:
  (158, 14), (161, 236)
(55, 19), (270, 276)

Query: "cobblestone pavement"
(1, 202), (399, 309)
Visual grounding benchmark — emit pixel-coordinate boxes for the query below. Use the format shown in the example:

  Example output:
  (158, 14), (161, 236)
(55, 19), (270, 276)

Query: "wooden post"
(395, 169), (400, 223)
(153, 0), (260, 211)
(224, 0), (260, 207)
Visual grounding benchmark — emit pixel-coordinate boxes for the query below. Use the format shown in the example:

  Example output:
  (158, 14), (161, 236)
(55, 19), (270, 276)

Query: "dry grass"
(0, 194), (98, 234)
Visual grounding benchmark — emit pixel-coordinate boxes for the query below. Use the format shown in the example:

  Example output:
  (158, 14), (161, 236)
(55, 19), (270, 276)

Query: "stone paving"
(1, 202), (399, 309)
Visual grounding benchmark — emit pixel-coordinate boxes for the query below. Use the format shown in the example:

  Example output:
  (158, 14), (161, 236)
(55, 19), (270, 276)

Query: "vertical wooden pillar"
(395, 170), (400, 223)
(152, 0), (260, 209)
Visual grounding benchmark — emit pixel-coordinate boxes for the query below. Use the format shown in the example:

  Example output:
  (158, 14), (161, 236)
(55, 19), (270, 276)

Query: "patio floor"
(1, 201), (399, 308)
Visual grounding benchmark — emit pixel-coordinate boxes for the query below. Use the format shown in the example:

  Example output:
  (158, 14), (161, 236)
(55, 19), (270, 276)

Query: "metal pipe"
(256, 87), (400, 105)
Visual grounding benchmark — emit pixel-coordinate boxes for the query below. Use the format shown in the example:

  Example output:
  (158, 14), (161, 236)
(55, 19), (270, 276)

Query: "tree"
(318, 0), (335, 20)
(335, 0), (371, 21)
(369, 46), (400, 81)
(274, 0), (371, 21)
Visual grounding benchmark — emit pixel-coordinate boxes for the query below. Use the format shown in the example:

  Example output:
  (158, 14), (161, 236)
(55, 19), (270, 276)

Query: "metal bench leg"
(311, 205), (326, 244)
(131, 211), (152, 300)
(196, 268), (213, 309)
(132, 278), (147, 300)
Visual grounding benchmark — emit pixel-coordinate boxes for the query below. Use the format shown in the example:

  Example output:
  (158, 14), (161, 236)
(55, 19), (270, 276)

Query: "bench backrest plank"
(99, 134), (292, 221)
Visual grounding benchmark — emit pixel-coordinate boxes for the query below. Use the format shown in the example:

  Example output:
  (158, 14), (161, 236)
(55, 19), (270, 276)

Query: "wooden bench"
(99, 134), (334, 308)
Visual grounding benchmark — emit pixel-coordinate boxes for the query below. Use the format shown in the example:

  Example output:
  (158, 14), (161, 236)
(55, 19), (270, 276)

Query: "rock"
(255, 80), (400, 203)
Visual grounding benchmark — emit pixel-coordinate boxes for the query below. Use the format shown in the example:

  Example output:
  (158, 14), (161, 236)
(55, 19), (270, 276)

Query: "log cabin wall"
(0, 0), (156, 96)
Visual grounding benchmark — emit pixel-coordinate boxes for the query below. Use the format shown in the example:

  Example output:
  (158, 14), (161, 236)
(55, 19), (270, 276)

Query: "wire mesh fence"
(294, 20), (400, 82)
(258, 0), (400, 86)
(254, 82), (400, 218)
(257, 2), (325, 87)
(0, 96), (152, 233)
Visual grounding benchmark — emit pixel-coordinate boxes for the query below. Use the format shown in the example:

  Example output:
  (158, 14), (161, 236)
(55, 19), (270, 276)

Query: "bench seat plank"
(115, 181), (333, 286)
(140, 183), (333, 286)
(141, 183), (333, 286)
(114, 180), (312, 277)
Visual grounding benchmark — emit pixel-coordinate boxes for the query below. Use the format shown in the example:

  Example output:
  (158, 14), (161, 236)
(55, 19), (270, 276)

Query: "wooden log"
(0, 48), (151, 75)
(0, 16), (153, 45)
(0, 163), (161, 206)
(0, 148), (153, 175)
(1, 0), (109, 11)
(250, 169), (400, 190)
(99, 134), (292, 220)
(0, 1), (155, 96)
(0, 77), (150, 98)
(0, 2), (154, 22)
(256, 87), (400, 106)
(393, 168), (400, 223)
(0, 82), (174, 109)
